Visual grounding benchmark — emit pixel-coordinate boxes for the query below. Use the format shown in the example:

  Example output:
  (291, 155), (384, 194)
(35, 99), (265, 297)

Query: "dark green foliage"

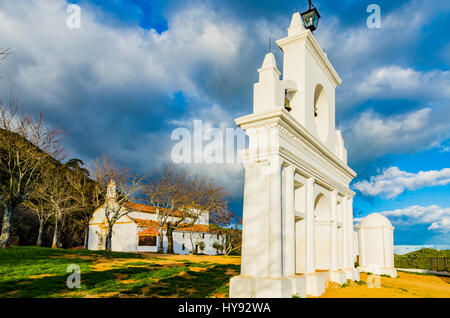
(394, 248), (450, 270)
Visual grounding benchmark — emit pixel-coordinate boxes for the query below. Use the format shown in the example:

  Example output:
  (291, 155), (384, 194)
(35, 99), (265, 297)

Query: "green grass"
(0, 246), (239, 298)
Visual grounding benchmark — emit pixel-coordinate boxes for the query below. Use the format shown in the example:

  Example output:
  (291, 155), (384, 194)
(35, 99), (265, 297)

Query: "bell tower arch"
(277, 12), (341, 153)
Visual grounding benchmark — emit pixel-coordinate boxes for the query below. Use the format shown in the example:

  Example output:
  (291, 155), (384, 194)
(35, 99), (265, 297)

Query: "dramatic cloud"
(355, 66), (450, 102)
(1, 0), (450, 228)
(316, 0), (450, 111)
(353, 167), (450, 198)
(380, 205), (450, 233)
(0, 0), (248, 183)
(343, 107), (450, 163)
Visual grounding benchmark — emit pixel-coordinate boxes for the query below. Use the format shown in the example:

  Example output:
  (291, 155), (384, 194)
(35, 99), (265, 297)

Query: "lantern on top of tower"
(301, 0), (321, 32)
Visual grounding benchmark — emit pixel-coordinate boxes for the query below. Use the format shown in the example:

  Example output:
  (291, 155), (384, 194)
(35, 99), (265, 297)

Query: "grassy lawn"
(2, 247), (448, 298)
(0, 246), (240, 298)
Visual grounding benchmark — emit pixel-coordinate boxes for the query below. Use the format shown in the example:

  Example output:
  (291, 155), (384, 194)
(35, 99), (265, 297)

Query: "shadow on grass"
(0, 262), (240, 298)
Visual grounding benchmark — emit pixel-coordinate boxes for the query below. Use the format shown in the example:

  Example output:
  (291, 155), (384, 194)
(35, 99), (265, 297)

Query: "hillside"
(394, 248), (449, 271)
(396, 248), (450, 258)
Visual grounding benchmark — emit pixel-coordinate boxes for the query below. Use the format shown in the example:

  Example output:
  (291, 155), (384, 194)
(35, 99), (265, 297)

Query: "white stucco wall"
(87, 204), (223, 255)
(357, 213), (396, 277)
(157, 230), (223, 255)
(111, 222), (138, 252)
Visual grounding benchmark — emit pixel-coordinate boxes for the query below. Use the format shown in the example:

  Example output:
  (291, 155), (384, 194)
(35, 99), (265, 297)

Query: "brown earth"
(141, 253), (241, 265)
(317, 271), (450, 298)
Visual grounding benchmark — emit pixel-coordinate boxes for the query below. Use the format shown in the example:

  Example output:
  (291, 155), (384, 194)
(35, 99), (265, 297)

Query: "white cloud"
(355, 66), (450, 101)
(343, 107), (450, 163)
(0, 0), (244, 105)
(440, 146), (450, 153)
(313, 0), (450, 117)
(379, 205), (450, 233)
(0, 0), (250, 195)
(353, 167), (450, 198)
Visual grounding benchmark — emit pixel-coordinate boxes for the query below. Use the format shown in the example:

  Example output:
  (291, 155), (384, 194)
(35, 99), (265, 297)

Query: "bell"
(284, 90), (292, 112)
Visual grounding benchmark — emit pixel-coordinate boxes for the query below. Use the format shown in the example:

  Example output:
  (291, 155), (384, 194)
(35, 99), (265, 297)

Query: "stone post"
(330, 190), (338, 271)
(305, 177), (315, 274)
(268, 156), (283, 277)
(348, 197), (354, 268)
(282, 165), (296, 276)
(342, 196), (349, 269)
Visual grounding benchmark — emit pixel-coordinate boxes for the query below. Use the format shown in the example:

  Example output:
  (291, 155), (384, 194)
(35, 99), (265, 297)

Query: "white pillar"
(305, 177), (315, 274)
(342, 196), (349, 269)
(282, 165), (296, 276)
(268, 156), (283, 277)
(330, 190), (338, 271)
(240, 162), (270, 277)
(347, 197), (354, 268)
(359, 227), (366, 267)
(382, 226), (387, 268)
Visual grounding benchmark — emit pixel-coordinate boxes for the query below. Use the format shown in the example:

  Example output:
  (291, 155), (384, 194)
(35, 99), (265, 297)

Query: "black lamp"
(301, 0), (321, 32)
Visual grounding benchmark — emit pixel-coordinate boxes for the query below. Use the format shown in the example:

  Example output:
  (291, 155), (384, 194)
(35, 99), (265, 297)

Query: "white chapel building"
(88, 181), (223, 255)
(230, 10), (360, 298)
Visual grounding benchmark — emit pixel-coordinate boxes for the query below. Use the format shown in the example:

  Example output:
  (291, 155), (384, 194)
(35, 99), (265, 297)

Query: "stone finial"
(288, 12), (306, 36)
(258, 52), (281, 81)
(261, 52), (277, 69)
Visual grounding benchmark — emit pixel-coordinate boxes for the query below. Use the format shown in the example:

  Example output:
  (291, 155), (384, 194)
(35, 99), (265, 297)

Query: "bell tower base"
(229, 276), (306, 298)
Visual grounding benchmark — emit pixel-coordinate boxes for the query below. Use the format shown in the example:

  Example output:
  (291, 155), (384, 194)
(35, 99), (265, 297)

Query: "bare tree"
(145, 163), (229, 254)
(91, 156), (143, 251)
(210, 218), (242, 256)
(0, 100), (65, 248)
(35, 167), (80, 248)
(23, 187), (52, 246)
(65, 158), (96, 248)
(145, 163), (189, 253)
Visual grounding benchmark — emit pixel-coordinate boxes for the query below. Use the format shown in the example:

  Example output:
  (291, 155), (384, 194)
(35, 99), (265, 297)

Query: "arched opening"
(314, 194), (332, 270)
(313, 84), (329, 143)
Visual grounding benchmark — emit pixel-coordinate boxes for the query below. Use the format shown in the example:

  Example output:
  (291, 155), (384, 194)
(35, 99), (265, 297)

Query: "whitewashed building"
(229, 11), (359, 298)
(356, 213), (397, 278)
(88, 182), (223, 255)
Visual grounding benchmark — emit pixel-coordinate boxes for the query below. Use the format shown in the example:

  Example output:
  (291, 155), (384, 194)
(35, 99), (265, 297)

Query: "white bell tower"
(252, 12), (347, 161)
(230, 11), (358, 298)
(277, 12), (343, 156)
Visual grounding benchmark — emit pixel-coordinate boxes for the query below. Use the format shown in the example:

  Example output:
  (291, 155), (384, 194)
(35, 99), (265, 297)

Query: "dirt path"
(140, 253), (241, 265)
(319, 272), (450, 298)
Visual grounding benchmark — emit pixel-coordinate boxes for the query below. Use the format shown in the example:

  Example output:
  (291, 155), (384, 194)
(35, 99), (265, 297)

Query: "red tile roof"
(131, 218), (159, 228)
(124, 202), (157, 213)
(177, 224), (211, 233)
(138, 227), (159, 237)
(129, 217), (211, 233)
(124, 202), (184, 217)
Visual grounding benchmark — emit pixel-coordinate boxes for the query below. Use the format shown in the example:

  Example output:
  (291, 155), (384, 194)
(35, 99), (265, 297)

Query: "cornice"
(235, 108), (357, 180)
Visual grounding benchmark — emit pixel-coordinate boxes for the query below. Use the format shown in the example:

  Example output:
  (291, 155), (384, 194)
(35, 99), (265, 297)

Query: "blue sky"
(0, 0), (449, 248)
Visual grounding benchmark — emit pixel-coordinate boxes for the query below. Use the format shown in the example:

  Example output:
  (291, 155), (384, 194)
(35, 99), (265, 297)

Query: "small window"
(202, 233), (205, 239)
(182, 243), (185, 251)
(138, 236), (156, 246)
(216, 234), (219, 240)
